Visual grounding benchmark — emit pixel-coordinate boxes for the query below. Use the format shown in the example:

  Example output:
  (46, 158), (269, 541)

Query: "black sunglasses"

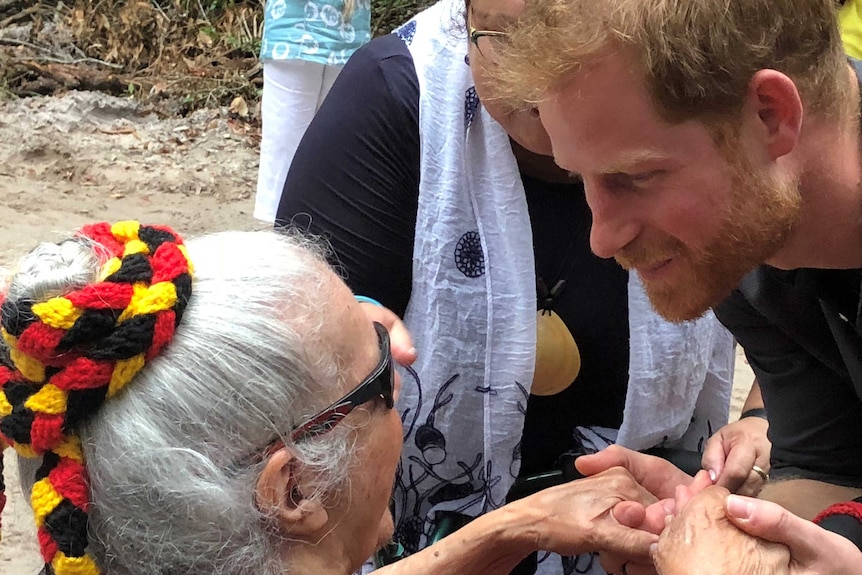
(232, 322), (394, 471)
(289, 321), (394, 443)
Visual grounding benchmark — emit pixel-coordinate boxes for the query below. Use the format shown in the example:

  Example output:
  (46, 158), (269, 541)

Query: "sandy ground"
(0, 91), (757, 574)
(0, 91), (261, 266)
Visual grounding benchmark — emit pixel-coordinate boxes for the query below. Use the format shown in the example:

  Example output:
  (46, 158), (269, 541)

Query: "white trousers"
(254, 58), (343, 223)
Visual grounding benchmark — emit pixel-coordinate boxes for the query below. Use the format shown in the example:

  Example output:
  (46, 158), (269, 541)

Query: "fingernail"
(695, 469), (713, 483)
(708, 469), (717, 482)
(662, 499), (675, 515)
(408, 347), (417, 357)
(649, 543), (658, 555)
(726, 495), (753, 520)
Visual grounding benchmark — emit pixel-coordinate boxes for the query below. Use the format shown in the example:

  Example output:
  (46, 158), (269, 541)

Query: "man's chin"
(642, 284), (718, 323)
(637, 259), (748, 322)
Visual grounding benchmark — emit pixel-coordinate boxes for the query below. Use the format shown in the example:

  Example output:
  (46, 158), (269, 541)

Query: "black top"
(715, 267), (862, 486)
(276, 33), (630, 476)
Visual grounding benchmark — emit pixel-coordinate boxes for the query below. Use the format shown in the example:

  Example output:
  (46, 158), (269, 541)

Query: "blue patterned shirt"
(261, 0), (372, 65)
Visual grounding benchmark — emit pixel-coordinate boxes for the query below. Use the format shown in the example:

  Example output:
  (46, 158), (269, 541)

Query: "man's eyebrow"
(602, 150), (670, 173)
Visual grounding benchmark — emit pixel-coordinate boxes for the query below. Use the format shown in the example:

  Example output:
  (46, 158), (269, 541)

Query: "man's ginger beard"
(615, 146), (802, 323)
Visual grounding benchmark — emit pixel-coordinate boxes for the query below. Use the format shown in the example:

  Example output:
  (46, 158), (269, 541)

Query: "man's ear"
(746, 69), (804, 161)
(255, 447), (329, 538)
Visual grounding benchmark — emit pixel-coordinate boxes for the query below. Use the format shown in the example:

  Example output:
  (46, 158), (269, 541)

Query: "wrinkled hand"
(724, 495), (862, 574)
(357, 301), (417, 366)
(702, 416), (771, 496)
(513, 467), (660, 562)
(600, 471), (715, 575)
(653, 486), (789, 575)
(575, 447), (706, 575)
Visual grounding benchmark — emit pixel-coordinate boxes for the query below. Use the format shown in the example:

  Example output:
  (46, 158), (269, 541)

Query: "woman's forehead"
(328, 283), (378, 365)
(470, 0), (525, 24)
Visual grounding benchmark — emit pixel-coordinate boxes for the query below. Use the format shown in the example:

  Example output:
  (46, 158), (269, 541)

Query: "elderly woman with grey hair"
(0, 222), (660, 575)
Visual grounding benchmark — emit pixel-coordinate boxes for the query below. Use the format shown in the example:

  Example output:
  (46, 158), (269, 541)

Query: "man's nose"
(585, 181), (642, 259)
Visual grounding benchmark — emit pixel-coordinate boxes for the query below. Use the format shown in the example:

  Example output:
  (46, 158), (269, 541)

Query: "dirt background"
(0, 90), (756, 570)
(0, 90), (261, 262)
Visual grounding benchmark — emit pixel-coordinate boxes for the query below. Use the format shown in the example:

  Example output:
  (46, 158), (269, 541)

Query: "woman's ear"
(255, 447), (329, 538)
(746, 69), (804, 161)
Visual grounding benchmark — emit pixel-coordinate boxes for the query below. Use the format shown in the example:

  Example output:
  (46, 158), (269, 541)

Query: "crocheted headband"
(0, 221), (193, 575)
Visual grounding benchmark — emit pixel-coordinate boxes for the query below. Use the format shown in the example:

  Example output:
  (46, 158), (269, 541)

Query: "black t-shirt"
(715, 267), (862, 486)
(276, 34), (630, 476)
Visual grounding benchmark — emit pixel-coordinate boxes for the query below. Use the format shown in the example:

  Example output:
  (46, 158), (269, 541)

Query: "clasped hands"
(577, 445), (862, 575)
(358, 304), (861, 574)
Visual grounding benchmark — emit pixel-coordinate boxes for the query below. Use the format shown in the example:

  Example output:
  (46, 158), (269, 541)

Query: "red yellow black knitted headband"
(0, 221), (193, 575)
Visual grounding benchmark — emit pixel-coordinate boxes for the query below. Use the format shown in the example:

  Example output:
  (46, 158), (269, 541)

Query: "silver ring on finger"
(751, 464), (769, 482)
